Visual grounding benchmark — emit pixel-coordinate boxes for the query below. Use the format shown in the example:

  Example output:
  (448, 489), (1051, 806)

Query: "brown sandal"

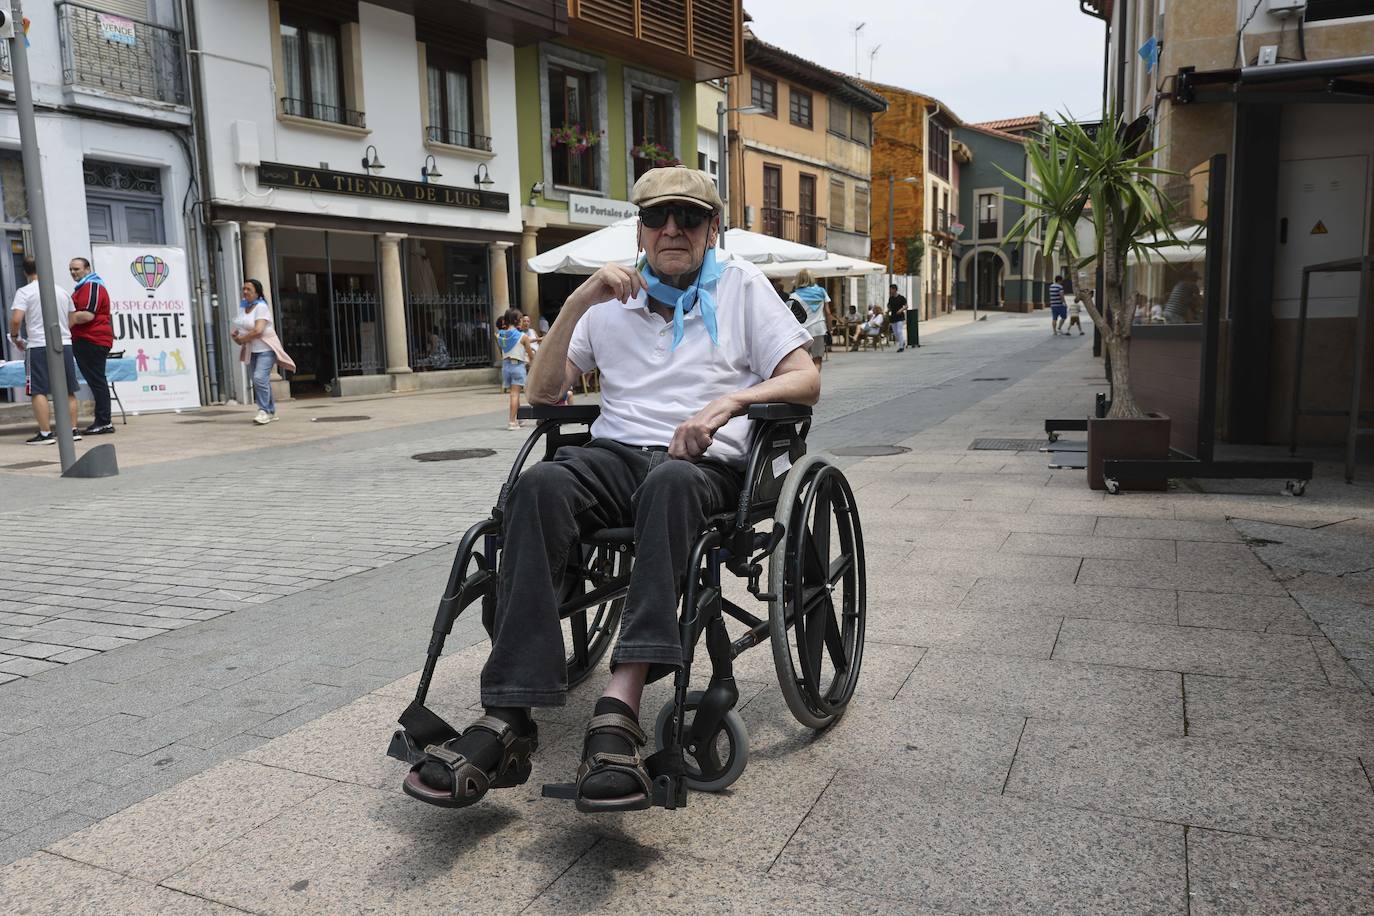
(574, 711), (653, 813)
(402, 715), (538, 809)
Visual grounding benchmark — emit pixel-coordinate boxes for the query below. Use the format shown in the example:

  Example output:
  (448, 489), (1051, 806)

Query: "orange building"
(863, 81), (968, 320)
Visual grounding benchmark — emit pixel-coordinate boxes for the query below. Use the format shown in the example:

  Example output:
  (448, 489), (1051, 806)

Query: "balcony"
(569, 0), (742, 81)
(57, 2), (186, 106)
(977, 220), (1000, 240)
(797, 214), (826, 247)
(761, 206), (794, 240)
(281, 97), (367, 129)
(426, 125), (494, 152)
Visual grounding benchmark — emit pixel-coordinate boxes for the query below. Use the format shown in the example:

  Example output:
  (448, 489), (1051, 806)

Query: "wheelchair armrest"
(746, 403), (812, 421)
(517, 405), (601, 422)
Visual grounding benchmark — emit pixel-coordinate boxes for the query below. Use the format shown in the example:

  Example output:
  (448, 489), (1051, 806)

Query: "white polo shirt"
(567, 258), (813, 466)
(11, 280), (73, 349)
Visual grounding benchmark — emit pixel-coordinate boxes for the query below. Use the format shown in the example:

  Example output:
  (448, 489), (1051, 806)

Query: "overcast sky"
(743, 1), (1107, 123)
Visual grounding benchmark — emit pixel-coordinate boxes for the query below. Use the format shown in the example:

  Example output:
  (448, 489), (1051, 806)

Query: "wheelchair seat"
(584, 527), (635, 547)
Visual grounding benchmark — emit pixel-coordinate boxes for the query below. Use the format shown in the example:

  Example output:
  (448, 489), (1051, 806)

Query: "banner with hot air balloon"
(92, 244), (202, 412)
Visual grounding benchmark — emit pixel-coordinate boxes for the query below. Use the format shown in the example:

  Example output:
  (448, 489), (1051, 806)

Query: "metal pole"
(972, 241), (979, 325)
(10, 2), (76, 471)
(716, 94), (729, 228)
(886, 174), (894, 286)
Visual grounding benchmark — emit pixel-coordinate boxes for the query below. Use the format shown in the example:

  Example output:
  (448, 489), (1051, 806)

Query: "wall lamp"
(474, 163), (495, 188)
(528, 180), (544, 207)
(361, 144), (384, 175)
(421, 154), (442, 183)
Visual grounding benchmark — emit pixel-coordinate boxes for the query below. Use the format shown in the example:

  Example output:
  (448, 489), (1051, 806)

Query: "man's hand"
(8, 334), (24, 352)
(670, 395), (738, 462)
(570, 263), (644, 309)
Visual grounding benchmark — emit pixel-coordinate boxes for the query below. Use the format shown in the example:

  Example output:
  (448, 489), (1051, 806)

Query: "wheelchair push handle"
(517, 404), (601, 422)
(745, 403), (812, 421)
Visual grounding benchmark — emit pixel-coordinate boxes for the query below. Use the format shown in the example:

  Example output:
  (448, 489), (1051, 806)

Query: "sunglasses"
(640, 204), (711, 230)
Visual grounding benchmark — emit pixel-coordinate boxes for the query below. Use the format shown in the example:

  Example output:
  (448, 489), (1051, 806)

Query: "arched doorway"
(1032, 251), (1046, 307)
(972, 251), (1003, 310)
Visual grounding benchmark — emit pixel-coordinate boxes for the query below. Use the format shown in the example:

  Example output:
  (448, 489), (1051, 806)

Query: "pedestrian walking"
(1068, 290), (1087, 335)
(68, 257), (115, 435)
(7, 259), (81, 445)
(1049, 275), (1067, 335)
(497, 307), (533, 430)
(886, 283), (909, 351)
(787, 269), (833, 372)
(231, 279), (295, 425)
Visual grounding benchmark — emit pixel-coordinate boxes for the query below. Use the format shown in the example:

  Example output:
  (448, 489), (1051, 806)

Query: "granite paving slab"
(898, 650), (1182, 734)
(1001, 532), (1177, 562)
(866, 606), (1063, 658)
(1187, 827), (1374, 916)
(770, 775), (1184, 915)
(1311, 636), (1370, 689)
(1076, 559), (1286, 596)
(1176, 591), (1318, 634)
(1094, 517), (1242, 542)
(728, 636), (925, 700)
(1183, 675), (1374, 756)
(0, 852), (246, 916)
(905, 550), (1083, 586)
(1053, 619), (1328, 683)
(959, 579), (1177, 624)
(1005, 720), (1374, 851)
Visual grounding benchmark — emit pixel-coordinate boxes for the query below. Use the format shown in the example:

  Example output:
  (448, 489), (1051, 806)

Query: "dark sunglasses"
(639, 204), (711, 230)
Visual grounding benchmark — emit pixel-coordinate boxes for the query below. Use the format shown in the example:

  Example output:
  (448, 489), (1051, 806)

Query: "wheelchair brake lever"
(744, 523), (785, 600)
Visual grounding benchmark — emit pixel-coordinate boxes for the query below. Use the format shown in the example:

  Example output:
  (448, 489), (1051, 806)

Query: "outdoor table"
(0, 356), (138, 424)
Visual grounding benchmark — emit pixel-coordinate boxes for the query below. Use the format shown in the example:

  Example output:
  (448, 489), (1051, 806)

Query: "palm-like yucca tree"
(1000, 113), (1181, 419)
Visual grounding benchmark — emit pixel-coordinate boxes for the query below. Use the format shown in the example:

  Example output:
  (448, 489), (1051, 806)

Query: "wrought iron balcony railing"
(761, 206), (795, 240)
(977, 220), (1000, 240)
(426, 126), (493, 152)
(57, 2), (187, 106)
(797, 214), (826, 248)
(281, 97), (367, 129)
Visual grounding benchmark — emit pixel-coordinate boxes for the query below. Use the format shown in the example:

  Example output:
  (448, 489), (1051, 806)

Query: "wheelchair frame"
(388, 402), (866, 811)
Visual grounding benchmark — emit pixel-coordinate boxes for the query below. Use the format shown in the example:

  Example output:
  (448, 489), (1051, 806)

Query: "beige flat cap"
(630, 166), (724, 212)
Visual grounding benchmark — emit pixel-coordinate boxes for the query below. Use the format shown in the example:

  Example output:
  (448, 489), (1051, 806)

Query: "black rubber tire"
(653, 691), (750, 792)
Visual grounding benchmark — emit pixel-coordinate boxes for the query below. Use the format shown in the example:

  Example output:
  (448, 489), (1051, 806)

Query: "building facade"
(954, 122), (1046, 313)
(192, 0), (564, 400)
(515, 0), (742, 325)
(864, 83), (964, 321)
(1085, 0), (1374, 445)
(0, 0), (201, 400)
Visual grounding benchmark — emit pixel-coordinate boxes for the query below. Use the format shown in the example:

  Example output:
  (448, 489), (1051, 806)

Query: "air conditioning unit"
(1266, 0), (1307, 17)
(743, 205), (755, 229)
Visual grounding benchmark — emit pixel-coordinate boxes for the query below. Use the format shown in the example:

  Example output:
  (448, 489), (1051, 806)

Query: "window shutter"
(83, 1), (150, 20)
(281, 0), (359, 22)
(417, 19), (487, 60)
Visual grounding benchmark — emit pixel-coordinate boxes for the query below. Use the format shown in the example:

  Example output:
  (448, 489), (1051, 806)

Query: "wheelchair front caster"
(1104, 478), (1121, 495)
(1047, 432), (1059, 443)
(654, 691), (749, 793)
(1284, 479), (1308, 497)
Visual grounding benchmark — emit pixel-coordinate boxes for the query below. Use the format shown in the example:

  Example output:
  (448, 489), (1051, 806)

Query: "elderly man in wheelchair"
(394, 167), (866, 813)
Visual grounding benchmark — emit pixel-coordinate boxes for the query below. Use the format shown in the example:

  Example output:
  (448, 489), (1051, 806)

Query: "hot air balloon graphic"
(130, 255), (170, 298)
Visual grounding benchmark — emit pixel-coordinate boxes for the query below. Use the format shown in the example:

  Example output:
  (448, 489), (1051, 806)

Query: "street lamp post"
(716, 93), (766, 229)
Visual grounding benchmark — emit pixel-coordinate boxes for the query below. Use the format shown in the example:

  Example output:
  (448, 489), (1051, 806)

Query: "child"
(1068, 291), (1087, 336)
(495, 309), (534, 430)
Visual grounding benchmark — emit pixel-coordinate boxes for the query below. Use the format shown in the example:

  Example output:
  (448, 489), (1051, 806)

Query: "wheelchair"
(387, 401), (866, 810)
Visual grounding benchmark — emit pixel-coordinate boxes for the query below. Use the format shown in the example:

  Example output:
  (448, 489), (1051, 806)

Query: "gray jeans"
(480, 439), (742, 708)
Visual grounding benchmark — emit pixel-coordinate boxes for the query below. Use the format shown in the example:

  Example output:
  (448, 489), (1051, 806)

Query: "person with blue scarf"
(787, 268), (834, 371)
(68, 257), (115, 434)
(495, 308), (534, 430)
(404, 167), (819, 814)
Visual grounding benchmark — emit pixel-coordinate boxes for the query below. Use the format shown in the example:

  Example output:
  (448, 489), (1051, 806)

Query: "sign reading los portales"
(568, 193), (637, 226)
(256, 163), (510, 212)
(92, 244), (202, 412)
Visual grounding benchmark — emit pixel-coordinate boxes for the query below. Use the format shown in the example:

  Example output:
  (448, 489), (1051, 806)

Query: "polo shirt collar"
(621, 288), (702, 321)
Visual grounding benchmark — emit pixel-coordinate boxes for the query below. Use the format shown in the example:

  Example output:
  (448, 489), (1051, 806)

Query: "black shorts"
(26, 346), (80, 398)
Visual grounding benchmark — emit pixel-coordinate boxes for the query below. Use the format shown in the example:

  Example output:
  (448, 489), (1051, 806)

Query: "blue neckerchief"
(639, 247), (722, 351)
(791, 284), (827, 314)
(498, 328), (522, 355)
(241, 297), (266, 311)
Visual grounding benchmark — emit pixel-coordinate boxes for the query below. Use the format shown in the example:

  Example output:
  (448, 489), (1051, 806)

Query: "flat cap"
(630, 166), (724, 212)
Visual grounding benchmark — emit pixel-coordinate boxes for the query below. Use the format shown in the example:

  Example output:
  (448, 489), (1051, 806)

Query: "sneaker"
(253, 410), (271, 425)
(507, 422), (520, 431)
(82, 424), (115, 435)
(269, 413), (280, 422)
(25, 431), (55, 445)
(70, 429), (83, 441)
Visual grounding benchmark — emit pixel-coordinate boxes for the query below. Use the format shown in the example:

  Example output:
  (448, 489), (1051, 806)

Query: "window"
(854, 185), (870, 232)
(426, 49), (478, 149)
(1305, 0), (1374, 20)
(84, 159), (165, 244)
(751, 74), (777, 116)
(549, 64), (597, 189)
(279, 7), (355, 126)
(829, 177), (846, 231)
(789, 88), (813, 128)
(977, 192), (999, 238)
(928, 121), (950, 180)
(828, 98), (849, 136)
(631, 86), (671, 180)
(762, 165), (783, 237)
(849, 107), (871, 146)
(798, 174), (818, 245)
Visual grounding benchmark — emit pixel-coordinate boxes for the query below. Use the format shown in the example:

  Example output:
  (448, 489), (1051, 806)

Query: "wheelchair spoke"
(802, 590), (831, 685)
(809, 476), (832, 570)
(827, 553), (853, 587)
(823, 605), (847, 672)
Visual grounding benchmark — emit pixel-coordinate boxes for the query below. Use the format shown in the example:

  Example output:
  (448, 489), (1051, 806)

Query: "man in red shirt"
(68, 257), (115, 434)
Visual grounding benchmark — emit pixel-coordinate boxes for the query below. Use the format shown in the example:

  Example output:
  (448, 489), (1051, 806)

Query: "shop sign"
(568, 193), (637, 226)
(97, 14), (139, 46)
(92, 244), (202, 412)
(256, 163), (509, 212)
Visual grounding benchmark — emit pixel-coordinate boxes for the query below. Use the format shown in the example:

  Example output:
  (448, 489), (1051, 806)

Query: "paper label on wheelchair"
(771, 453), (792, 478)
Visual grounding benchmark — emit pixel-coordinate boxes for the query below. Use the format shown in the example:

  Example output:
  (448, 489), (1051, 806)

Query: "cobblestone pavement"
(3, 312), (1372, 912)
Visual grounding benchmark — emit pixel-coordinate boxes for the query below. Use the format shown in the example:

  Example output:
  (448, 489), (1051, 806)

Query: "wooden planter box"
(1087, 413), (1171, 491)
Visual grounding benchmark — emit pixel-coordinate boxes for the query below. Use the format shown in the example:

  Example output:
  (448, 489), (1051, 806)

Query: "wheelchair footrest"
(387, 728), (428, 766)
(541, 782), (578, 800)
(539, 774), (688, 810)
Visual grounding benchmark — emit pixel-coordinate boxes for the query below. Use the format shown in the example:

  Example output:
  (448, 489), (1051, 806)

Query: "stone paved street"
(2, 312), (1373, 913)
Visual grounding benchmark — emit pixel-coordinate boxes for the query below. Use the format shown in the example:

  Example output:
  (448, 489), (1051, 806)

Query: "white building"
(191, 0), (563, 399)
(0, 0), (201, 399)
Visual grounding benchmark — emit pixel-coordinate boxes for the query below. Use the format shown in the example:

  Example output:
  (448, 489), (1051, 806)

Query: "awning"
(757, 253), (886, 280)
(1176, 54), (1374, 105)
(526, 218), (827, 274)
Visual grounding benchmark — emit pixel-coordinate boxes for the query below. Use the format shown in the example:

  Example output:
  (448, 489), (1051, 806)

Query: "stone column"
(241, 222), (289, 401)
(489, 241), (514, 365)
(519, 227), (539, 321)
(379, 233), (414, 391)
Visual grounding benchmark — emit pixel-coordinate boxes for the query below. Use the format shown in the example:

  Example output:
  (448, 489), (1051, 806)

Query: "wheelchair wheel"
(767, 455), (866, 730)
(561, 543), (626, 688)
(653, 691), (750, 792)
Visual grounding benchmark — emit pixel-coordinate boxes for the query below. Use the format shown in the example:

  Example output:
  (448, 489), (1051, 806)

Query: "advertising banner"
(92, 244), (202, 412)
